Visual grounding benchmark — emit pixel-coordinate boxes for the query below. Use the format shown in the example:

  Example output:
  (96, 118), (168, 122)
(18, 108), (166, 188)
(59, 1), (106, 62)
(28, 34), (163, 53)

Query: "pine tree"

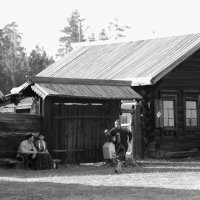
(28, 45), (54, 76)
(108, 18), (131, 39)
(57, 10), (86, 57)
(88, 33), (96, 42)
(99, 29), (109, 41)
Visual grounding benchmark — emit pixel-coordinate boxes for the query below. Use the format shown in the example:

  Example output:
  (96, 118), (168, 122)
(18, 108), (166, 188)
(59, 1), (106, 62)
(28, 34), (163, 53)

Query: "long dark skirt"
(35, 152), (54, 170)
(115, 144), (128, 161)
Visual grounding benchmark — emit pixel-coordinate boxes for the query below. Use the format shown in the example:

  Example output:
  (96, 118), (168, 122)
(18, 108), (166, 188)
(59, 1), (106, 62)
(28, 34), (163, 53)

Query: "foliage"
(0, 22), (27, 94)
(27, 45), (54, 76)
(57, 10), (86, 57)
(88, 33), (96, 42)
(99, 29), (109, 41)
(0, 22), (54, 94)
(108, 18), (131, 39)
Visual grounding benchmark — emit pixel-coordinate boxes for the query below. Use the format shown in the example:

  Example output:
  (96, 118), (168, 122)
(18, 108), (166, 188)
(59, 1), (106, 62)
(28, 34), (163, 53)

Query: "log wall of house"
(134, 50), (200, 157)
(0, 113), (42, 157)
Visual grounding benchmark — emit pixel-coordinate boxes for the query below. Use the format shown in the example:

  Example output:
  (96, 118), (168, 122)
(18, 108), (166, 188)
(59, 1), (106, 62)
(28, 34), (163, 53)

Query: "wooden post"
(132, 103), (142, 158)
(42, 97), (54, 151)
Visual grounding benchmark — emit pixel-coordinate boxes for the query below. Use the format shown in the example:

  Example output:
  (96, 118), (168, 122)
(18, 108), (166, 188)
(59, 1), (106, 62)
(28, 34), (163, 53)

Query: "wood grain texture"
(0, 113), (41, 132)
(0, 114), (42, 158)
(51, 101), (119, 164)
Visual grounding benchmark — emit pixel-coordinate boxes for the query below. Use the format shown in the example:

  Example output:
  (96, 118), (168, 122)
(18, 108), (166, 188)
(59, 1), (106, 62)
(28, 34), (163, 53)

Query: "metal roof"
(37, 33), (200, 85)
(21, 77), (142, 100)
(0, 97), (33, 113)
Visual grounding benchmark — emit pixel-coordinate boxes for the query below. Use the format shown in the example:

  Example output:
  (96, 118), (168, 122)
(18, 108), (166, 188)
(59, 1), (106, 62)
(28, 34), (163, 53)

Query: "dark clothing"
(22, 153), (36, 170)
(35, 153), (54, 170)
(110, 127), (132, 161)
(110, 127), (132, 147)
(34, 140), (54, 170)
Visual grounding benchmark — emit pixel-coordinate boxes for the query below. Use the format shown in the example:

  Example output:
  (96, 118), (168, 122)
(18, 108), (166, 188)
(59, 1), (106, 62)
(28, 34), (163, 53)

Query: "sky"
(0, 0), (200, 58)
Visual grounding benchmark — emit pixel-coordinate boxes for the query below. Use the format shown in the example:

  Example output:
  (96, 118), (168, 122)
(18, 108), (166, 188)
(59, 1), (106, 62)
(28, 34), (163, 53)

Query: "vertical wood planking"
(51, 100), (121, 164)
(133, 104), (142, 158)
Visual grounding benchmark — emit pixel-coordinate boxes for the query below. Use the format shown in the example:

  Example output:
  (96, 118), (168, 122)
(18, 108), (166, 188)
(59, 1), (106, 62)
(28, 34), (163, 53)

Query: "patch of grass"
(1, 160), (200, 199)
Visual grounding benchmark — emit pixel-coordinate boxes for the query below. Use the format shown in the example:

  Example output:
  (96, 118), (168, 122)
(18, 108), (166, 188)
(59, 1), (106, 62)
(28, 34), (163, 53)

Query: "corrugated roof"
(37, 33), (200, 85)
(25, 76), (142, 100)
(0, 97), (33, 113)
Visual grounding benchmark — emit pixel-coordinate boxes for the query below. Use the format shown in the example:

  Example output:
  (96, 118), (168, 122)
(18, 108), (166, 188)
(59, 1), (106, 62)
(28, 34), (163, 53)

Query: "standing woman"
(34, 133), (54, 170)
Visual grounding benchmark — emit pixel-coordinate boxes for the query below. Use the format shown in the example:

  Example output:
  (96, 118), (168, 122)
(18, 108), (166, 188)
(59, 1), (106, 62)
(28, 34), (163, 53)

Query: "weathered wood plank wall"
(51, 101), (119, 164)
(0, 113), (42, 157)
(132, 104), (143, 158)
(156, 50), (200, 90)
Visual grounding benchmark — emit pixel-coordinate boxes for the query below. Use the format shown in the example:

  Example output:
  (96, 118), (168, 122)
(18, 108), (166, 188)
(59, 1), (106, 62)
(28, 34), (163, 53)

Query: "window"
(15, 108), (31, 114)
(121, 113), (132, 125)
(120, 113), (132, 130)
(186, 101), (197, 127)
(163, 100), (175, 127)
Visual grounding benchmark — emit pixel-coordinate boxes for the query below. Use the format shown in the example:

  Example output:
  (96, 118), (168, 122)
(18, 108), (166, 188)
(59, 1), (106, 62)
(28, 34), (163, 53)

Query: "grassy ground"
(1, 160), (200, 200)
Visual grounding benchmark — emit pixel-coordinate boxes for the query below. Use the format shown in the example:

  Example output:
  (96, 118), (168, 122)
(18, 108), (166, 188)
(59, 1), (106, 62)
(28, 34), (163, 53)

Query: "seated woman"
(34, 133), (54, 170)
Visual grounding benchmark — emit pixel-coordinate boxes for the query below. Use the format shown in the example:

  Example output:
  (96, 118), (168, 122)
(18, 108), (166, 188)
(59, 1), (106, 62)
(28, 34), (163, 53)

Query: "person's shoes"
(24, 167), (31, 170)
(114, 169), (119, 173)
(53, 163), (56, 169)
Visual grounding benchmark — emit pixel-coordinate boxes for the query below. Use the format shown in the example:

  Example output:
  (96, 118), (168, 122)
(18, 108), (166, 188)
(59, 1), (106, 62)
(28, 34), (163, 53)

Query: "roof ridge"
(71, 33), (200, 47)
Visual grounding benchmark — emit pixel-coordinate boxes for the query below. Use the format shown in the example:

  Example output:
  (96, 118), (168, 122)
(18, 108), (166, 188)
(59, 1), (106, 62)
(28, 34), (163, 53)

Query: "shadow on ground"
(1, 181), (200, 200)
(1, 160), (200, 178)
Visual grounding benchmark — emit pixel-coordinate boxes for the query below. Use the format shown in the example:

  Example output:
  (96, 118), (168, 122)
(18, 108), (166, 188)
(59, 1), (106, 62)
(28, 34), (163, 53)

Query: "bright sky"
(0, 0), (200, 58)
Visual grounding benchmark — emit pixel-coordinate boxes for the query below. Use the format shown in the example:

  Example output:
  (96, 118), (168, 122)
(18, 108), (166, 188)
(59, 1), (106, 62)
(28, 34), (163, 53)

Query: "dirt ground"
(1, 160), (200, 200)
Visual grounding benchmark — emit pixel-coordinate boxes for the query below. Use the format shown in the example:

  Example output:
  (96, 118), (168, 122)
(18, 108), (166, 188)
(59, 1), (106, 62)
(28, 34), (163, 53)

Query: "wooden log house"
(12, 76), (141, 163)
(35, 33), (200, 158)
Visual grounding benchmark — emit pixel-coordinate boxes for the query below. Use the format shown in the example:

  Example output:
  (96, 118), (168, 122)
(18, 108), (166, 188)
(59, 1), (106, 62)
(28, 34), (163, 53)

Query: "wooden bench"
(53, 159), (61, 169)
(0, 158), (23, 168)
(52, 149), (84, 168)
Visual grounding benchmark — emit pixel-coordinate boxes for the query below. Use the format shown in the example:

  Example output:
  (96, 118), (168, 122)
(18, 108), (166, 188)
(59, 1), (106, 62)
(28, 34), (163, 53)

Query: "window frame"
(184, 94), (199, 130)
(161, 93), (178, 130)
(163, 100), (175, 127)
(185, 100), (197, 127)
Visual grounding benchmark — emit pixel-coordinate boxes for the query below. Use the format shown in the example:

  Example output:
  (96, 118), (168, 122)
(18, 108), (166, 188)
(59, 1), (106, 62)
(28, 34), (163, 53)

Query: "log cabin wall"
(42, 97), (120, 164)
(133, 86), (155, 157)
(0, 113), (42, 157)
(134, 50), (200, 157)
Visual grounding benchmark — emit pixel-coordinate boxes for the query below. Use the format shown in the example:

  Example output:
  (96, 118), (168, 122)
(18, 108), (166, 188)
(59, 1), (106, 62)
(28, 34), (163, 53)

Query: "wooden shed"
(36, 33), (200, 158)
(16, 76), (141, 163)
(0, 97), (39, 114)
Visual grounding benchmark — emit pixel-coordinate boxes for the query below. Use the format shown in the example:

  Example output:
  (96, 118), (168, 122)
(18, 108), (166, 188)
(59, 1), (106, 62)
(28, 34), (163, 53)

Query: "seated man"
(17, 133), (37, 169)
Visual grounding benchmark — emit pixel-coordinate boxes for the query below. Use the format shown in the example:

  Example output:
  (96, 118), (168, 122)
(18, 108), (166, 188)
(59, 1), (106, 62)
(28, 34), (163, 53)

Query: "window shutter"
(154, 99), (163, 128)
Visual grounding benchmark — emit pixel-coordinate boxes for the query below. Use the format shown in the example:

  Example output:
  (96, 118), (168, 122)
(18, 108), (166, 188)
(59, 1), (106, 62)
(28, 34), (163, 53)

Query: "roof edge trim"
(27, 76), (132, 86)
(152, 42), (200, 84)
